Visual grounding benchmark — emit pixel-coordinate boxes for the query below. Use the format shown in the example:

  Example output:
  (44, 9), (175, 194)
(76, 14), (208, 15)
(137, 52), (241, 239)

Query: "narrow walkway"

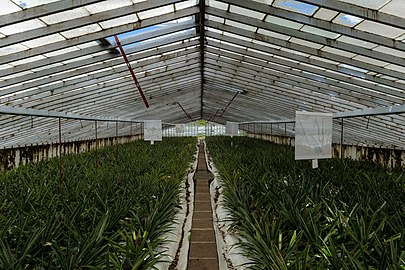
(188, 143), (218, 270)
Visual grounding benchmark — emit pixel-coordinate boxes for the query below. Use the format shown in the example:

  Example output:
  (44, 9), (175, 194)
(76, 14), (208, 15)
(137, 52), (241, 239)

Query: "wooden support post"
(95, 120), (98, 171)
(140, 123), (143, 160)
(340, 118), (344, 184)
(270, 123), (273, 141)
(58, 118), (63, 193)
(115, 121), (118, 160)
(130, 122), (133, 160)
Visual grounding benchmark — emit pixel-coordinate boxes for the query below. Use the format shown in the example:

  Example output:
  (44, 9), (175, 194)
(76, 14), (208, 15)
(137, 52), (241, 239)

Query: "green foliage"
(0, 137), (196, 269)
(207, 136), (405, 269)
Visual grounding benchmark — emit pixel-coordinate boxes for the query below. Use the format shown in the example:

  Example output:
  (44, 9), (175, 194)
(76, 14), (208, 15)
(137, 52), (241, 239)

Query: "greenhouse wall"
(0, 135), (140, 170)
(247, 133), (405, 168)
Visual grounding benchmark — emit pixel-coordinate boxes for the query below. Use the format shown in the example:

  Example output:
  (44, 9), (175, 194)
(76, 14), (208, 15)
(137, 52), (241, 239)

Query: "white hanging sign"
(175, 124), (185, 134)
(295, 112), (333, 160)
(144, 120), (162, 141)
(226, 121), (239, 136)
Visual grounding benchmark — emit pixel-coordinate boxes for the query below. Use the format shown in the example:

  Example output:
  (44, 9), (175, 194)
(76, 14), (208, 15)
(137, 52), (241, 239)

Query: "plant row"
(0, 137), (196, 269)
(207, 137), (405, 269)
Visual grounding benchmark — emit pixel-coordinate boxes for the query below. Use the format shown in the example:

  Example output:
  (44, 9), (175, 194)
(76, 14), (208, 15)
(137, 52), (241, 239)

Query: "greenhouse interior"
(0, 0), (404, 269)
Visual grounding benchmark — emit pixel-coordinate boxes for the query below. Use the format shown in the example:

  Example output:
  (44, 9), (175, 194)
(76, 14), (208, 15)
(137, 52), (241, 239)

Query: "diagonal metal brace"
(114, 35), (149, 108)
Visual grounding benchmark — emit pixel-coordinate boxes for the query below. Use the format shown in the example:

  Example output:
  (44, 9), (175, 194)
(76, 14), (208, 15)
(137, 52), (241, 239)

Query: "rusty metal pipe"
(114, 35), (149, 108)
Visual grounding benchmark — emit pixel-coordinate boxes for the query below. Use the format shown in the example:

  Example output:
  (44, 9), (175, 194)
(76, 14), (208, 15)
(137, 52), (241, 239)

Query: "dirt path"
(188, 143), (219, 270)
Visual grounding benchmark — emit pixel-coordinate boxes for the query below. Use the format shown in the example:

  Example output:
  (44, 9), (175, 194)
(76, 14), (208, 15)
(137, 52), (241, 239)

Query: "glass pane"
(355, 20), (404, 38)
(338, 0), (390, 10)
(0, 43), (27, 56)
(301, 25), (340, 39)
(230, 5), (266, 20)
(21, 33), (65, 49)
(99, 14), (138, 29)
(207, 0), (229, 10)
(61, 24), (102, 39)
(313, 8), (339, 21)
(40, 7), (90, 25)
(0, 18), (45, 35)
(273, 0), (318, 16)
(0, 0), (21, 16)
(84, 0), (132, 14)
(11, 0), (59, 8)
(380, 0), (405, 17)
(265, 15), (303, 29)
(257, 28), (290, 40)
(138, 5), (174, 20)
(333, 13), (363, 27)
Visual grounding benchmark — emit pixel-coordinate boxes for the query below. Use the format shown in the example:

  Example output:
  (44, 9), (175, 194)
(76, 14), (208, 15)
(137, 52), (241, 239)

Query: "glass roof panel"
(257, 28), (290, 40)
(175, 0), (197, 10)
(21, 33), (66, 49)
(225, 20), (257, 32)
(43, 46), (79, 57)
(251, 39), (281, 50)
(138, 4), (174, 20)
(265, 15), (303, 29)
(61, 24), (102, 39)
(313, 8), (339, 21)
(251, 0), (274, 4)
(333, 14), (363, 27)
(230, 5), (266, 19)
(373, 45), (405, 58)
(0, 0), (21, 15)
(337, 0), (391, 10)
(0, 64), (13, 71)
(339, 63), (368, 73)
(280, 47), (310, 57)
(379, 0), (405, 17)
(290, 37), (323, 49)
(76, 41), (100, 49)
(206, 14), (225, 24)
(0, 18), (45, 35)
(11, 0), (59, 8)
(207, 0), (229, 10)
(31, 63), (63, 72)
(301, 25), (340, 39)
(355, 20), (404, 38)
(40, 7), (90, 25)
(99, 14), (138, 29)
(0, 43), (28, 56)
(2, 70), (33, 80)
(273, 0), (318, 15)
(352, 55), (388, 67)
(11, 55), (46, 66)
(321, 46), (356, 58)
(337, 35), (377, 49)
(309, 55), (339, 65)
(105, 16), (194, 50)
(84, 0), (133, 14)
(223, 31), (252, 42)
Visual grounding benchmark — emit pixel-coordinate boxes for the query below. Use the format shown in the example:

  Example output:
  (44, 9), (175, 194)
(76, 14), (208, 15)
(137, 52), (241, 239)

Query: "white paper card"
(175, 124), (185, 134)
(295, 112), (333, 160)
(312, 159), (318, 169)
(226, 121), (239, 136)
(144, 120), (162, 141)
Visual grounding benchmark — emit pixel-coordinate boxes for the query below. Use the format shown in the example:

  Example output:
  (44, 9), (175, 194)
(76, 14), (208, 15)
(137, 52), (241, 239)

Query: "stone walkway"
(188, 143), (218, 270)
